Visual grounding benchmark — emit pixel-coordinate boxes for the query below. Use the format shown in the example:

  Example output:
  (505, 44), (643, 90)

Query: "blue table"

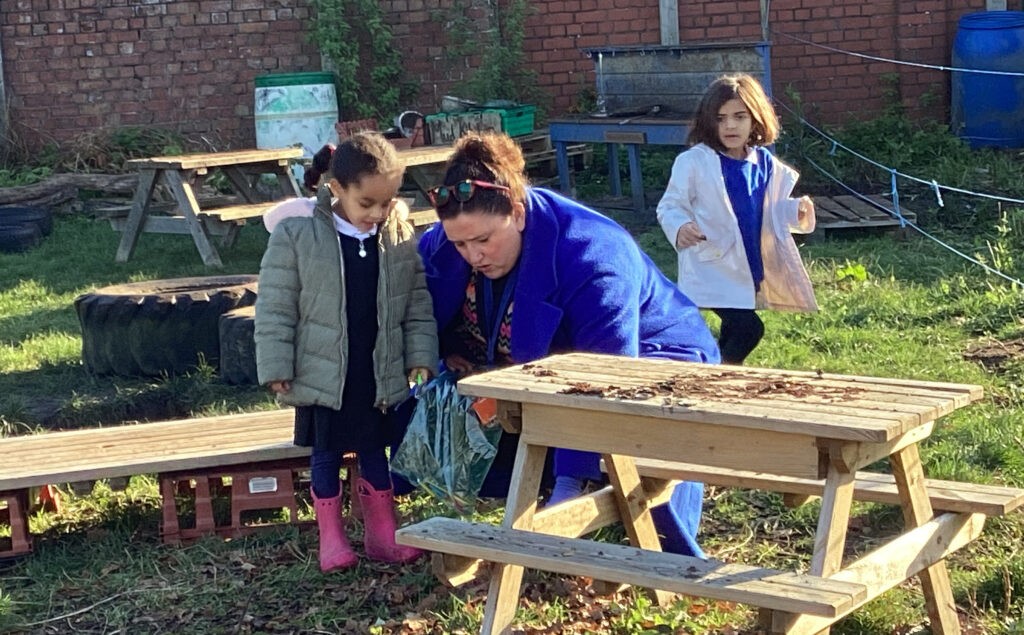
(548, 117), (690, 213)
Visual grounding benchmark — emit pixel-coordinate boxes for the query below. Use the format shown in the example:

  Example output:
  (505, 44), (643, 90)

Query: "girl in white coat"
(657, 73), (817, 364)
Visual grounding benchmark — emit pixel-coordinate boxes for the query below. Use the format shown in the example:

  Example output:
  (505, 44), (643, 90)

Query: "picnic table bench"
(396, 353), (1024, 634)
(0, 409), (360, 557)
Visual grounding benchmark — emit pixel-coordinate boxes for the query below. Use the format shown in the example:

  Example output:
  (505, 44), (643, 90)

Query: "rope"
(775, 100), (1024, 207)
(772, 28), (1024, 78)
(801, 155), (1024, 290)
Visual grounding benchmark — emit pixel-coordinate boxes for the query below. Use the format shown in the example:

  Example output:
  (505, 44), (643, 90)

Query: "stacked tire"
(218, 305), (259, 385)
(0, 206), (54, 253)
(75, 275), (259, 377)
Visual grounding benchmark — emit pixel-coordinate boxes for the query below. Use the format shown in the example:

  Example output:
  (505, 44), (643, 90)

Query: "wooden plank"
(813, 195), (917, 232)
(891, 445), (961, 634)
(396, 145), (453, 168)
(529, 357), (953, 422)
(0, 410), (303, 490)
(627, 458), (1024, 516)
(407, 207), (438, 228)
(864, 194), (917, 222)
(482, 440), (547, 634)
(604, 454), (674, 606)
(126, 148), (304, 171)
(109, 216), (236, 236)
(1, 425), (301, 470)
(521, 403), (823, 480)
(544, 355), (978, 403)
(772, 512), (985, 634)
(815, 197), (862, 223)
(461, 353), (983, 412)
(432, 480), (677, 587)
(472, 377), (911, 445)
(397, 517), (868, 618)
(200, 202), (273, 221)
(833, 195), (895, 222)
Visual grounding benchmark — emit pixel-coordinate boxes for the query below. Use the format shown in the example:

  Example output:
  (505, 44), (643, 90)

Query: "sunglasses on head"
(427, 179), (511, 208)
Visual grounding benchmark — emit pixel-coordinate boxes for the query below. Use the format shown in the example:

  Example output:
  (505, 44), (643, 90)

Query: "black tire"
(218, 305), (258, 385)
(74, 275), (259, 377)
(0, 223), (43, 253)
(0, 206), (53, 236)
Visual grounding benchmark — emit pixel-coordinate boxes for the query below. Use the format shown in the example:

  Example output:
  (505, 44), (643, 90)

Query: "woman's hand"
(797, 195), (815, 222)
(267, 380), (291, 395)
(674, 221), (707, 249)
(444, 354), (476, 375)
(407, 367), (432, 386)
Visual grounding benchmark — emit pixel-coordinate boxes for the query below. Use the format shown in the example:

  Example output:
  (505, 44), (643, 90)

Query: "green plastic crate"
(485, 105), (536, 137)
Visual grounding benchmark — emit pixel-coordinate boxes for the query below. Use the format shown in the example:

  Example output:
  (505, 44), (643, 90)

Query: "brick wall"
(770, 0), (988, 124)
(0, 0), (319, 151)
(0, 0), (992, 151)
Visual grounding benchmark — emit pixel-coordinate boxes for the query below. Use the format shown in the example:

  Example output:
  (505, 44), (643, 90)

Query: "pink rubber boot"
(356, 478), (423, 563)
(311, 485), (358, 572)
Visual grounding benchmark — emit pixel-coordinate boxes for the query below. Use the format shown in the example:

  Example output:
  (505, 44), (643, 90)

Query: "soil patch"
(963, 337), (1024, 371)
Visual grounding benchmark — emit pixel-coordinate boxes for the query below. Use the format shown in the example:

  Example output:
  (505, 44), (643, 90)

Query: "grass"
(2, 114), (1024, 633)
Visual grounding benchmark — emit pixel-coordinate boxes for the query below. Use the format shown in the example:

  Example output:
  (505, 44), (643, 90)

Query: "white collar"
(332, 213), (378, 240)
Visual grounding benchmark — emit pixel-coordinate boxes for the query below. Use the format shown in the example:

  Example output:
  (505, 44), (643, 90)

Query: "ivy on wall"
(307, 0), (414, 122)
(434, 0), (544, 107)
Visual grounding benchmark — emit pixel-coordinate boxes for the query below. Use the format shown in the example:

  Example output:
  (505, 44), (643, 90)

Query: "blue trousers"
(554, 448), (705, 558)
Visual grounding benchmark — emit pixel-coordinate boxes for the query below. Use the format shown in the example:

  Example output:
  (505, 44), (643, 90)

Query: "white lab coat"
(656, 143), (817, 312)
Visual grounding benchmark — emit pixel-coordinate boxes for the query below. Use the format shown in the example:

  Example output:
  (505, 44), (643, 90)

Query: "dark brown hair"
(434, 132), (528, 220)
(303, 132), (403, 192)
(687, 74), (779, 152)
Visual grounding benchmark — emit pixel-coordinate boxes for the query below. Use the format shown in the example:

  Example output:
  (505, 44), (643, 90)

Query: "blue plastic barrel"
(951, 11), (1024, 148)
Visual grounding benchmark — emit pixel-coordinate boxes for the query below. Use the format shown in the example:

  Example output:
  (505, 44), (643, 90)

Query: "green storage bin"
(485, 105), (536, 137)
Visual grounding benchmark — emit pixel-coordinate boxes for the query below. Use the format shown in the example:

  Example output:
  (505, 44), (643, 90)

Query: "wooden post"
(659, 0), (680, 45)
(0, 25), (7, 155)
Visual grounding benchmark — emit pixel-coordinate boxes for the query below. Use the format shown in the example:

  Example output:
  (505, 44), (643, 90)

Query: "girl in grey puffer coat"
(255, 133), (438, 571)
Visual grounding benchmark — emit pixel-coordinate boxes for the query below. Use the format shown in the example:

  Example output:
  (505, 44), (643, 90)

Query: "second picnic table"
(115, 148), (305, 267)
(396, 352), (1022, 634)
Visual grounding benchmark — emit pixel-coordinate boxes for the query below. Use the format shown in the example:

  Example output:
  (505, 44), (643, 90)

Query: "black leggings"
(712, 308), (764, 364)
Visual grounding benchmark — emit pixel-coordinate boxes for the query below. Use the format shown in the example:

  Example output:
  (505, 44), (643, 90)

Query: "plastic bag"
(391, 372), (502, 511)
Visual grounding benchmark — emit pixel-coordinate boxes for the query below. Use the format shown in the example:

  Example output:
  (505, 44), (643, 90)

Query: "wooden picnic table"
(396, 352), (1022, 634)
(114, 148), (305, 267)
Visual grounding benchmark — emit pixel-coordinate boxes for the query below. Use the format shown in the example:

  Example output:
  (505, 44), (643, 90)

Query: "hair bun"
(303, 144), (335, 193)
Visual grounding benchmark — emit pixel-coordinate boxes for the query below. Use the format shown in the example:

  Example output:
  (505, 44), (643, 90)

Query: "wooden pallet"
(516, 129), (591, 178)
(809, 194), (916, 241)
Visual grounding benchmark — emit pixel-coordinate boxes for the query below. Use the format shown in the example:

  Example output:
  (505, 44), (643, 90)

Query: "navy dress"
(293, 232), (387, 453)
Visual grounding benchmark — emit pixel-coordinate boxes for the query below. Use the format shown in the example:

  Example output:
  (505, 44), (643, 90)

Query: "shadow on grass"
(0, 361), (275, 432)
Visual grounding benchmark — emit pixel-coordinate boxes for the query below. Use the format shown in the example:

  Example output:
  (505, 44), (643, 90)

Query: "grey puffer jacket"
(254, 188), (438, 410)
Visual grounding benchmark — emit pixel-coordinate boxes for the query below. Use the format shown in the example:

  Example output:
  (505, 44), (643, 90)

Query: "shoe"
(311, 484), (358, 572)
(355, 478), (423, 563)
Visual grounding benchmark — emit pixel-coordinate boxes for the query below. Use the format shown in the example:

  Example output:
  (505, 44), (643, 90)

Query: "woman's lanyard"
(478, 266), (518, 367)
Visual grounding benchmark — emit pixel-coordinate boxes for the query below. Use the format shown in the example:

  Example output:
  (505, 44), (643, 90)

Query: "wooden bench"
(0, 409), (362, 557)
(627, 458), (1024, 517)
(398, 517), (868, 618)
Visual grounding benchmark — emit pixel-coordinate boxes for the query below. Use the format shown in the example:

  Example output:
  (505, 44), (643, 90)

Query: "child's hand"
(675, 221), (707, 249)
(268, 380), (291, 395)
(407, 367), (432, 386)
(798, 196), (814, 222)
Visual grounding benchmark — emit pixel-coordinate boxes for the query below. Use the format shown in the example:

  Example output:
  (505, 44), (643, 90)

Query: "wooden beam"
(659, 0), (679, 45)
(770, 513), (985, 634)
(0, 24), (7, 154)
